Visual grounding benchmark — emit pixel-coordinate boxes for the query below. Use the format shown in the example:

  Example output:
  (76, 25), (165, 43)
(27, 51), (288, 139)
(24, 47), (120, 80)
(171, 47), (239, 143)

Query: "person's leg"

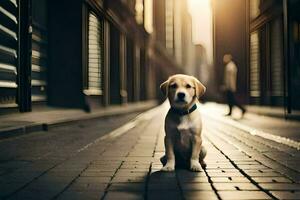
(226, 90), (233, 115)
(232, 92), (246, 114)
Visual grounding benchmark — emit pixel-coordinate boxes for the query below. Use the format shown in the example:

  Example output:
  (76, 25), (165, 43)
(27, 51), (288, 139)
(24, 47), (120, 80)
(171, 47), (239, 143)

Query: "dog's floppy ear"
(193, 77), (206, 98)
(160, 79), (169, 97)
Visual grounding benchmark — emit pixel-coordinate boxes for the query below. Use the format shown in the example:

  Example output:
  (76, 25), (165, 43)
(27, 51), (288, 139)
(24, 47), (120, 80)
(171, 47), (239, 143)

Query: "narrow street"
(1, 0), (300, 199)
(0, 104), (299, 200)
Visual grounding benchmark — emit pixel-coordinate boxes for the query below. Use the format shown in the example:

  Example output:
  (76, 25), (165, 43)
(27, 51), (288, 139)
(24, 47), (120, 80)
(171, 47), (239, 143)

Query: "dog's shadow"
(146, 168), (207, 199)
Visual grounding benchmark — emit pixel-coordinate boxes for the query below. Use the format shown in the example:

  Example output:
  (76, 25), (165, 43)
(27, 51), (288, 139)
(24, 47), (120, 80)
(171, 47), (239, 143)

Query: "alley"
(0, 104), (299, 200)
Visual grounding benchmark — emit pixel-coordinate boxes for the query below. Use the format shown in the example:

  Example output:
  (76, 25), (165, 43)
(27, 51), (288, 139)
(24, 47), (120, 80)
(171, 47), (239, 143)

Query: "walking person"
(221, 54), (246, 117)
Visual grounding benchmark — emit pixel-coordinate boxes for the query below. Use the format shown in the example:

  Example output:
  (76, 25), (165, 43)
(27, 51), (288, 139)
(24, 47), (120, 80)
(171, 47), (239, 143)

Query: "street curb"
(0, 101), (157, 140)
(246, 106), (300, 121)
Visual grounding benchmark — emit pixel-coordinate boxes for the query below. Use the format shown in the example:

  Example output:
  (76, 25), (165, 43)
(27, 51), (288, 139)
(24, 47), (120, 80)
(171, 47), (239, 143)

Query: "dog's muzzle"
(176, 92), (186, 103)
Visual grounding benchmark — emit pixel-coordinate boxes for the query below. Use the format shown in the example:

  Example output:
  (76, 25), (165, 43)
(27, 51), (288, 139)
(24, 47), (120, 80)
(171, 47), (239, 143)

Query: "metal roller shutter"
(0, 0), (18, 106)
(250, 31), (261, 100)
(270, 17), (283, 98)
(31, 24), (47, 101)
(31, 0), (48, 102)
(84, 12), (103, 96)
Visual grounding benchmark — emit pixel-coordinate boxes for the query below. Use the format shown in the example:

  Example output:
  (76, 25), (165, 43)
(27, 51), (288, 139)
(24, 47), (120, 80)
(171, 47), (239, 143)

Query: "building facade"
(212, 0), (248, 103)
(213, 0), (300, 115)
(0, 0), (186, 113)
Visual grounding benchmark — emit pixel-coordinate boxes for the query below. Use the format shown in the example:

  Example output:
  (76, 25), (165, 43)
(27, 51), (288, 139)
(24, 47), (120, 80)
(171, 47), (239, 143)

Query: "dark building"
(213, 0), (300, 116)
(0, 0), (185, 113)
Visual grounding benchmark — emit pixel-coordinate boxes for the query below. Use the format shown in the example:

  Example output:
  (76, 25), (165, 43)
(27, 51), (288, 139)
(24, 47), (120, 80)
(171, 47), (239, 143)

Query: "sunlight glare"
(188, 0), (213, 64)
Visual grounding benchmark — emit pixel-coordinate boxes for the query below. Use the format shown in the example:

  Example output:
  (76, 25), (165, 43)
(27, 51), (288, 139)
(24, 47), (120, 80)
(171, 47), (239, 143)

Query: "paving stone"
(84, 168), (117, 172)
(178, 176), (209, 183)
(7, 189), (58, 200)
(237, 164), (270, 170)
(181, 183), (213, 191)
(123, 157), (155, 162)
(206, 164), (236, 169)
(87, 165), (119, 171)
(147, 191), (182, 200)
(233, 161), (261, 165)
(0, 171), (43, 183)
(213, 182), (259, 190)
(105, 191), (144, 200)
(176, 170), (207, 177)
(182, 191), (218, 200)
(151, 170), (176, 177)
(244, 171), (282, 177)
(117, 169), (150, 173)
(211, 177), (250, 183)
(205, 169), (239, 173)
(252, 177), (292, 183)
(57, 190), (103, 200)
(80, 171), (114, 177)
(111, 176), (146, 183)
(148, 182), (179, 190)
(67, 181), (107, 191)
(206, 171), (244, 177)
(92, 160), (122, 165)
(108, 183), (145, 192)
(115, 171), (149, 177)
(47, 170), (81, 177)
(120, 164), (150, 169)
(259, 183), (300, 191)
(24, 176), (73, 191)
(74, 176), (111, 183)
(270, 191), (300, 199)
(124, 161), (153, 165)
(218, 191), (272, 199)
(0, 181), (27, 198)
(243, 169), (275, 173)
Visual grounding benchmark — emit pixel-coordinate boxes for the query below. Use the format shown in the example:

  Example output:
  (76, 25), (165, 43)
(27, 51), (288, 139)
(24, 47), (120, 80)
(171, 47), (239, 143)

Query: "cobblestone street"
(0, 103), (300, 200)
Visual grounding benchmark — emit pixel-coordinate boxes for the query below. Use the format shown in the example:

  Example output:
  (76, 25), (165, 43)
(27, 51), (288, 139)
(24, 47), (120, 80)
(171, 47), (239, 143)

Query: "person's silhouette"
(222, 54), (246, 117)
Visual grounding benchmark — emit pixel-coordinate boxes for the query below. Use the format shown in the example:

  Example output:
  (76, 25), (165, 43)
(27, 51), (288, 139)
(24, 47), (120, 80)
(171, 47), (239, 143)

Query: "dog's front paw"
(190, 160), (202, 172)
(161, 161), (175, 172)
(161, 165), (175, 171)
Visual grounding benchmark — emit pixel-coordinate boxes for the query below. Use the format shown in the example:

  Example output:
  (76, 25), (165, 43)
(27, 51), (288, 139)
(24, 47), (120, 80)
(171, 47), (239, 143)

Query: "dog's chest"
(175, 117), (196, 148)
(177, 117), (196, 132)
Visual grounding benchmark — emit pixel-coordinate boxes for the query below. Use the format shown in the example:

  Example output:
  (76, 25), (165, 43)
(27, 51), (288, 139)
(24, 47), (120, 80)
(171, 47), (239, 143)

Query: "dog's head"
(160, 74), (206, 109)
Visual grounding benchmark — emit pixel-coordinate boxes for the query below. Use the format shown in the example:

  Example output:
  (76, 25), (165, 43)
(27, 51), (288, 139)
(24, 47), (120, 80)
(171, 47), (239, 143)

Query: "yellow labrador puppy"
(160, 74), (207, 172)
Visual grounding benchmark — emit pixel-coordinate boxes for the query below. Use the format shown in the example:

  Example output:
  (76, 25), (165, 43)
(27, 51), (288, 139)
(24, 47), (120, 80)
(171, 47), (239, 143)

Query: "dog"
(160, 74), (207, 172)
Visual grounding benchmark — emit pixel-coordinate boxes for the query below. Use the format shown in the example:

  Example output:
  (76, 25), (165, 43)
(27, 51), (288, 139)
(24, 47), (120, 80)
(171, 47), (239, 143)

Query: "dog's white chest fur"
(177, 116), (196, 131)
(176, 117), (194, 150)
(173, 110), (201, 151)
(176, 109), (201, 132)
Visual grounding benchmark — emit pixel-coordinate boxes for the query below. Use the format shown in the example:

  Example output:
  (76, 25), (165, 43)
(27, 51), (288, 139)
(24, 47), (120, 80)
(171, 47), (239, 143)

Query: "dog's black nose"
(177, 92), (185, 99)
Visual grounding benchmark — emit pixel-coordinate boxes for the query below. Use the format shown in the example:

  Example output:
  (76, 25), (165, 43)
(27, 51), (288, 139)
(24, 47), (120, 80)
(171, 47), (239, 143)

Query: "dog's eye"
(186, 84), (192, 89)
(169, 84), (177, 89)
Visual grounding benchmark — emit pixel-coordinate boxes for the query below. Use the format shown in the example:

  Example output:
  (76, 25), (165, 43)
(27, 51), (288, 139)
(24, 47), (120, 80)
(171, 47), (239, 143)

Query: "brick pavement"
(1, 103), (300, 200)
